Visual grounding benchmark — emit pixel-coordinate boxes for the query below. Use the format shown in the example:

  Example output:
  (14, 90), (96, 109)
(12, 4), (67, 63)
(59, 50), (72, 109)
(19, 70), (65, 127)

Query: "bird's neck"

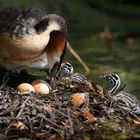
(109, 79), (121, 94)
(46, 31), (67, 70)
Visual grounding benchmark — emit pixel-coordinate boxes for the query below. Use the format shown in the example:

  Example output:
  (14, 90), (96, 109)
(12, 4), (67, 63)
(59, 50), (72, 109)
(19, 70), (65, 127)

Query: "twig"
(0, 72), (9, 89)
(27, 115), (33, 133)
(52, 108), (69, 118)
(66, 42), (90, 75)
(39, 114), (65, 130)
(67, 108), (74, 135)
(16, 96), (30, 118)
(128, 111), (140, 121)
(0, 117), (24, 121)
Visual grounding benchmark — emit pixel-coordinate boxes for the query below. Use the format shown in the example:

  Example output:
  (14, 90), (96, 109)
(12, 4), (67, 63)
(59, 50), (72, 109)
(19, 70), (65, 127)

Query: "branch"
(66, 42), (90, 75)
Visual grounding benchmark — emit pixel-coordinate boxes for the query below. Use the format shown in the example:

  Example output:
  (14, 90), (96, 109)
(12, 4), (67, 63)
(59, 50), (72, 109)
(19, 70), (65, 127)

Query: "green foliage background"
(0, 0), (140, 98)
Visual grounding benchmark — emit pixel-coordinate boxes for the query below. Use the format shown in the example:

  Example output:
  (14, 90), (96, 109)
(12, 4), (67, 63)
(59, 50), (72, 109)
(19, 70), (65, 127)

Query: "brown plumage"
(0, 7), (68, 87)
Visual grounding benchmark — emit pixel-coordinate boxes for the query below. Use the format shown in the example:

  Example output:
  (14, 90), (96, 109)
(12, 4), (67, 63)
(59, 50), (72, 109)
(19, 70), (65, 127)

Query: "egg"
(71, 92), (89, 108)
(17, 83), (35, 95)
(31, 79), (50, 94)
(9, 121), (26, 130)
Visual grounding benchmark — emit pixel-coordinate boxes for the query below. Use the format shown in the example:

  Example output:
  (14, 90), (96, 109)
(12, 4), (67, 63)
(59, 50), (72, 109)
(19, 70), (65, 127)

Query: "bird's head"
(34, 14), (67, 70)
(0, 7), (68, 88)
(100, 73), (121, 94)
(100, 73), (120, 86)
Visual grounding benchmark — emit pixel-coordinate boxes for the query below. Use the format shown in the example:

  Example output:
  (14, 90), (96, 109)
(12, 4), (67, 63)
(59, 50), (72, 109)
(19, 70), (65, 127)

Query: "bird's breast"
(0, 30), (50, 61)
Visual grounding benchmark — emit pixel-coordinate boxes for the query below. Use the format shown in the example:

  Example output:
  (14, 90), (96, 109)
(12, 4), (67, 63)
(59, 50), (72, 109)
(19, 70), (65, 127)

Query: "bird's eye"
(64, 69), (69, 74)
(34, 18), (49, 33)
(108, 77), (111, 80)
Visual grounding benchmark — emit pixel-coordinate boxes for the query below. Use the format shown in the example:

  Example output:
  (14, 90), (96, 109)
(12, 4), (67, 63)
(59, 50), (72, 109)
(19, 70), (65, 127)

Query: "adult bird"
(0, 7), (68, 88)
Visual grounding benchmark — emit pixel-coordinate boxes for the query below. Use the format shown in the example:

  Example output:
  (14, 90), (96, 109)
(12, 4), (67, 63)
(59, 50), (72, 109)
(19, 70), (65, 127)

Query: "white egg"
(17, 83), (35, 95)
(71, 92), (88, 108)
(31, 79), (51, 94)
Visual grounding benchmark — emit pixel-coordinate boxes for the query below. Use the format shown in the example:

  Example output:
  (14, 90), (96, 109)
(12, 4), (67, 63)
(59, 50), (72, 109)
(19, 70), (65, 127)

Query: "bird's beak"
(49, 61), (61, 89)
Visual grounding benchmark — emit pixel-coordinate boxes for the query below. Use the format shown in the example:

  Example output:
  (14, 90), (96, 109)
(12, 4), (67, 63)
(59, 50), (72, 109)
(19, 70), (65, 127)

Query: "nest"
(0, 71), (140, 140)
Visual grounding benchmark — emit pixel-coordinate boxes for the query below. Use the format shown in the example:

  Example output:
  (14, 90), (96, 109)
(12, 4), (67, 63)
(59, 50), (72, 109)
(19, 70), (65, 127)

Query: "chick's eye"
(64, 69), (69, 74)
(108, 77), (111, 80)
